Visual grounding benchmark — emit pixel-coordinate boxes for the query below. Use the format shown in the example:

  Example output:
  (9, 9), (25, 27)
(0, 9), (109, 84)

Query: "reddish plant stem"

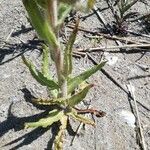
(74, 107), (106, 117)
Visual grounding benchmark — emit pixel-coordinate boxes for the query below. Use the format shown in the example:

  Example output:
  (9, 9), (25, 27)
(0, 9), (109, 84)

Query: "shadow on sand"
(0, 88), (76, 150)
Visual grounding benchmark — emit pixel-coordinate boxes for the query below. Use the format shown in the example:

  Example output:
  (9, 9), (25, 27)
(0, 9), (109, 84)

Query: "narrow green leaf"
(47, 87), (58, 98)
(32, 98), (65, 106)
(67, 84), (93, 107)
(57, 3), (72, 27)
(41, 45), (58, 97)
(54, 115), (67, 150)
(25, 109), (64, 128)
(63, 20), (79, 77)
(22, 0), (58, 47)
(69, 110), (95, 127)
(38, 70), (59, 89)
(68, 61), (106, 94)
(22, 56), (59, 90)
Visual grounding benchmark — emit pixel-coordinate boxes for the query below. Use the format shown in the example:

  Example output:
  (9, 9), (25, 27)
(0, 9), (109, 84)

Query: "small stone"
(119, 110), (136, 128)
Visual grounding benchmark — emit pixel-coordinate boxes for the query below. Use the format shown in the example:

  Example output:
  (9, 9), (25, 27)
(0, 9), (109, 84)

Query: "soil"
(0, 0), (150, 150)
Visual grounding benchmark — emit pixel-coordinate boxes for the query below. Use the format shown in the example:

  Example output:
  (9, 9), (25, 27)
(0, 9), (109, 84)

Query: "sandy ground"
(0, 0), (150, 150)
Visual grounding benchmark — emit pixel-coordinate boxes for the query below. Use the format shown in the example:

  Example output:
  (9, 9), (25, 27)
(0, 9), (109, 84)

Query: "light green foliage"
(68, 61), (106, 94)
(54, 115), (67, 150)
(60, 0), (79, 5)
(67, 84), (93, 107)
(68, 109), (95, 127)
(41, 44), (59, 97)
(25, 109), (64, 128)
(32, 97), (65, 106)
(63, 20), (79, 77)
(22, 0), (105, 149)
(22, 55), (59, 90)
(22, 0), (58, 47)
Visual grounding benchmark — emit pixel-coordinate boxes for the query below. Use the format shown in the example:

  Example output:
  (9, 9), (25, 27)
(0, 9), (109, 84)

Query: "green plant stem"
(48, 0), (67, 99)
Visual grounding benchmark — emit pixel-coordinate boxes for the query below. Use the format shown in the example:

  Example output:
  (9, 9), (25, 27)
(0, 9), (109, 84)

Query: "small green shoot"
(112, 0), (138, 35)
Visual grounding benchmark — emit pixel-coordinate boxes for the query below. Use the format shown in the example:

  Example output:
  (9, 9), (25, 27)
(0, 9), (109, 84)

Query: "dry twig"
(67, 24), (150, 45)
(127, 30), (150, 38)
(127, 83), (147, 150)
(76, 44), (150, 52)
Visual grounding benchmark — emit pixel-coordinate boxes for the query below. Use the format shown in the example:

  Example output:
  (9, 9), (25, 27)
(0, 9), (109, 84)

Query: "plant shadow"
(0, 102), (52, 150)
(0, 38), (43, 65)
(11, 25), (33, 37)
(0, 88), (76, 150)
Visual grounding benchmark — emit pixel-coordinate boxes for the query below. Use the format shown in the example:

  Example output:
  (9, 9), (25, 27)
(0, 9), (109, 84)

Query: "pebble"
(119, 110), (136, 128)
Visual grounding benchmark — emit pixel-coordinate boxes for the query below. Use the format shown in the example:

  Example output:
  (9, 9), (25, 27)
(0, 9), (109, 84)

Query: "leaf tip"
(24, 123), (29, 129)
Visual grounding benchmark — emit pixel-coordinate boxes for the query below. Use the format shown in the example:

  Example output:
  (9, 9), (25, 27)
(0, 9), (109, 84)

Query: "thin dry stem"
(67, 24), (150, 44)
(127, 83), (147, 150)
(76, 44), (150, 52)
(74, 107), (106, 117)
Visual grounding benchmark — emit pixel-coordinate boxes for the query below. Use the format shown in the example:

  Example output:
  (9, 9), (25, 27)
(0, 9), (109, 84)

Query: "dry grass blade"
(127, 30), (150, 38)
(76, 44), (150, 52)
(84, 34), (150, 44)
(127, 83), (147, 150)
(67, 24), (150, 44)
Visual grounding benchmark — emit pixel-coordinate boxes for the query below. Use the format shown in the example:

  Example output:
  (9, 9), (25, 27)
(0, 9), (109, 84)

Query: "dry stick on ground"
(130, 13), (150, 22)
(127, 30), (150, 39)
(67, 24), (150, 45)
(72, 51), (86, 57)
(84, 34), (150, 44)
(76, 44), (150, 52)
(68, 25), (150, 54)
(127, 83), (147, 150)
